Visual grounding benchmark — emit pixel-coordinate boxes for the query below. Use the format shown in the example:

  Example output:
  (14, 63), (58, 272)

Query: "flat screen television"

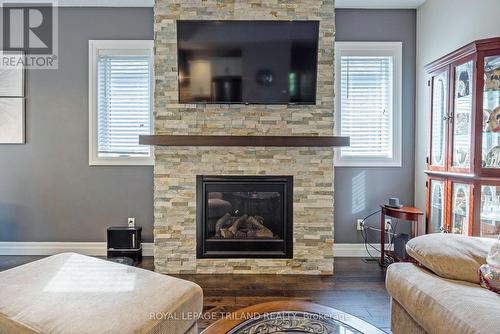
(177, 20), (319, 104)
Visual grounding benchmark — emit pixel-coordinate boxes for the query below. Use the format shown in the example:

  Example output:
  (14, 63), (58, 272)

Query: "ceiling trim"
(11, 0), (425, 9)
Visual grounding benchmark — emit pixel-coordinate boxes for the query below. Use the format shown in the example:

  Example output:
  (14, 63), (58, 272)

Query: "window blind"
(339, 56), (393, 158)
(97, 54), (152, 157)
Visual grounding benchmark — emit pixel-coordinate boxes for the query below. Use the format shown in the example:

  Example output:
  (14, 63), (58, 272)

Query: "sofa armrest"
(386, 263), (500, 334)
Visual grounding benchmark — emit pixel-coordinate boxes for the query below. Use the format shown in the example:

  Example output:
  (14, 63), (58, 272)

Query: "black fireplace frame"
(196, 175), (293, 259)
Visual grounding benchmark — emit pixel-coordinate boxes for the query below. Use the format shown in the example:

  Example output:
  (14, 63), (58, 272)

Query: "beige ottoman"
(0, 253), (202, 334)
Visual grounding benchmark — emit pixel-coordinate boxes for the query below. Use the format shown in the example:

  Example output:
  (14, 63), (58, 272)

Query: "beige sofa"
(0, 253), (203, 334)
(386, 234), (499, 334)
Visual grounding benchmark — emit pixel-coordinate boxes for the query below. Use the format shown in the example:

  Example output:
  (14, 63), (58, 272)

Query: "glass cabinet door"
(482, 55), (500, 171)
(480, 185), (500, 238)
(450, 182), (471, 235)
(430, 71), (448, 168)
(451, 61), (474, 170)
(428, 179), (445, 233)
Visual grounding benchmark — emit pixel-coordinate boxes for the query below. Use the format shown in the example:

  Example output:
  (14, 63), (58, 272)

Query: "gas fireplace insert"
(196, 175), (293, 258)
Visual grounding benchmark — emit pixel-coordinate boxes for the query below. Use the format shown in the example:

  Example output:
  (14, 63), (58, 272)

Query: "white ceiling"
(31, 0), (426, 9)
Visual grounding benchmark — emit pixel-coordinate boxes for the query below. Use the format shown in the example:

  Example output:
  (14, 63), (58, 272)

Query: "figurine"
(484, 146), (500, 168)
(485, 106), (500, 132)
(484, 109), (491, 131)
(484, 67), (500, 91)
(457, 70), (470, 97)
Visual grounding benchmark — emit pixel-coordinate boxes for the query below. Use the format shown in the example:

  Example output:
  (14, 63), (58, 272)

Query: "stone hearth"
(153, 0), (335, 274)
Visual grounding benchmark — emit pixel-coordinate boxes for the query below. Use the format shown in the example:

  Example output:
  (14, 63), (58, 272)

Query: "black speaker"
(394, 233), (410, 260)
(107, 226), (142, 261)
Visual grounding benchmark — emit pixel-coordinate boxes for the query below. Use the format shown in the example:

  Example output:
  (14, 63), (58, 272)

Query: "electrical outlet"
(357, 219), (364, 231)
(385, 218), (392, 231)
(127, 217), (136, 227)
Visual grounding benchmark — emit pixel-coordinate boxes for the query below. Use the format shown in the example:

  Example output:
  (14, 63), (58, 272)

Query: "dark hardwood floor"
(0, 256), (390, 333)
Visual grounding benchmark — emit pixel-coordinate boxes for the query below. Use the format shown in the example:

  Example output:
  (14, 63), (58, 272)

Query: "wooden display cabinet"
(425, 38), (500, 238)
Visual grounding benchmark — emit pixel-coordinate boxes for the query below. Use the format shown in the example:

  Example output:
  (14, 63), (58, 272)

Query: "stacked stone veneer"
(153, 0), (335, 274)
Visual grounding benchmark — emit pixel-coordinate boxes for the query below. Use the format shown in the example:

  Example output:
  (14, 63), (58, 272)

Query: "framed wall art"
(0, 53), (25, 144)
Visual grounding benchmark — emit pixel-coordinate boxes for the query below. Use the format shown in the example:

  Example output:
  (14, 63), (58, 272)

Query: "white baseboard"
(333, 243), (391, 257)
(0, 242), (154, 256)
(0, 242), (383, 258)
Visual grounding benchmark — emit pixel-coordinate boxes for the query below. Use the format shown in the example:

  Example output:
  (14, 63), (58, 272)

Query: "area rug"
(228, 310), (365, 333)
(202, 301), (385, 334)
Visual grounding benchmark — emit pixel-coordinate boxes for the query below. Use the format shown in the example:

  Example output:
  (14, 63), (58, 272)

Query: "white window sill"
(335, 160), (402, 168)
(89, 157), (154, 166)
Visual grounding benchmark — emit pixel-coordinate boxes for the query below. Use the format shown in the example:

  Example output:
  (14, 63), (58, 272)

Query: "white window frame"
(334, 41), (402, 167)
(89, 40), (154, 166)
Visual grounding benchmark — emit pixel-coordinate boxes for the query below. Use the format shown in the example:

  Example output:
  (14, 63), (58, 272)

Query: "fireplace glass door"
(197, 176), (293, 258)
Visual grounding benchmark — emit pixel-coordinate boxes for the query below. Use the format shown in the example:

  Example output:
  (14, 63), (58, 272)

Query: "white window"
(89, 40), (153, 166)
(335, 42), (402, 167)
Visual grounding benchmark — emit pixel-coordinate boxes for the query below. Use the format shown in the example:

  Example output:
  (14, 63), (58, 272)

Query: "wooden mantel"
(139, 135), (349, 147)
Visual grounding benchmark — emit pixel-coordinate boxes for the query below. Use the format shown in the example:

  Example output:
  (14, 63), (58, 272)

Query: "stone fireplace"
(153, 0), (335, 274)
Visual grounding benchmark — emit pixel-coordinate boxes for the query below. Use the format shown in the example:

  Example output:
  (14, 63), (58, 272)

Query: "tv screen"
(177, 20), (319, 104)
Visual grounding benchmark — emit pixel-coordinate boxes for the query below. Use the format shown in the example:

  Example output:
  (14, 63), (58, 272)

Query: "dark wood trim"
(444, 178), (453, 233)
(467, 181), (475, 236)
(201, 300), (385, 334)
(474, 52), (485, 176)
(380, 205), (423, 222)
(424, 169), (499, 182)
(139, 135), (350, 147)
(425, 37), (500, 73)
(425, 43), (476, 73)
(472, 181), (481, 237)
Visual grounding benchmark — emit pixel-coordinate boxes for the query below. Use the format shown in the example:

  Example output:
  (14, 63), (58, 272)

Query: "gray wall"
(0, 7), (416, 245)
(0, 8), (154, 242)
(334, 9), (416, 243)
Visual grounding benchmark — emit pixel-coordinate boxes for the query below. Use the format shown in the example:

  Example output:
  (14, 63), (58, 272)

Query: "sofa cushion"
(0, 253), (203, 334)
(386, 263), (500, 334)
(406, 234), (495, 284)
